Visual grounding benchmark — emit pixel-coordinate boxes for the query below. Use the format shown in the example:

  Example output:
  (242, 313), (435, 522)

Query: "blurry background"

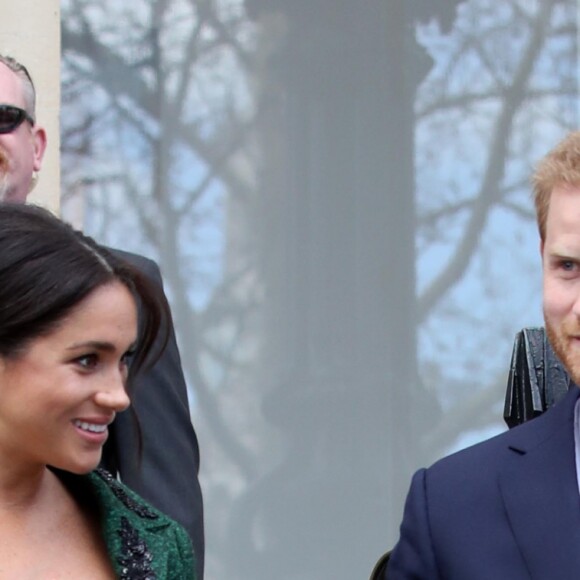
(56, 1), (577, 578)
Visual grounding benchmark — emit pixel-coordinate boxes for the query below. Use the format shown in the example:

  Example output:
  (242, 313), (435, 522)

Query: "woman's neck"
(0, 465), (59, 512)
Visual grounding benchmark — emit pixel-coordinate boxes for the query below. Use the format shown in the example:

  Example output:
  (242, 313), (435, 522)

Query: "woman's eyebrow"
(66, 341), (117, 352)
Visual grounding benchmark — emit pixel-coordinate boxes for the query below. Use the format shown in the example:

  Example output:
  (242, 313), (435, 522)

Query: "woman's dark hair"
(0, 203), (169, 386)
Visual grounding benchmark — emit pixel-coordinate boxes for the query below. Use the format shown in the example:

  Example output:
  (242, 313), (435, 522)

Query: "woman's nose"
(93, 374), (131, 412)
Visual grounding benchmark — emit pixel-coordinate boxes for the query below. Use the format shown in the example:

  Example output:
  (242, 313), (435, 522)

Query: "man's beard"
(0, 148), (9, 201)
(545, 317), (580, 386)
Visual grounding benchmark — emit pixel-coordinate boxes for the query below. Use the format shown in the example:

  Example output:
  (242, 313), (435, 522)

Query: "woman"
(0, 204), (195, 579)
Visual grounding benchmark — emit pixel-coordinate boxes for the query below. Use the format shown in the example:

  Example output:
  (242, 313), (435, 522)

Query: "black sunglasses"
(0, 104), (35, 134)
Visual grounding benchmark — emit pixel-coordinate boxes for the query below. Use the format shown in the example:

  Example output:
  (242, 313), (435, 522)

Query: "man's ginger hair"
(533, 131), (580, 241)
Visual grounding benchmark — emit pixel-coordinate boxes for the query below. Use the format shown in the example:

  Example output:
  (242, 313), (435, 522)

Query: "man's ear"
(31, 126), (47, 172)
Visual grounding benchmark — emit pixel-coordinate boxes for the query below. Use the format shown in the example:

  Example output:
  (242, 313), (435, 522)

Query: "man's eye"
(76, 354), (98, 369)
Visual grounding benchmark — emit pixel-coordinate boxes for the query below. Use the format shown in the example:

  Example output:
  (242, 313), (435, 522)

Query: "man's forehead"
(0, 62), (26, 108)
(544, 185), (580, 236)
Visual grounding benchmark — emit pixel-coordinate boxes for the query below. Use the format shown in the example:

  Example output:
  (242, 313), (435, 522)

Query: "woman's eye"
(121, 350), (135, 367)
(76, 354), (99, 369)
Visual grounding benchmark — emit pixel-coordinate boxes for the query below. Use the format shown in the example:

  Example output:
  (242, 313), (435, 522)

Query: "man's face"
(0, 62), (46, 202)
(543, 184), (580, 384)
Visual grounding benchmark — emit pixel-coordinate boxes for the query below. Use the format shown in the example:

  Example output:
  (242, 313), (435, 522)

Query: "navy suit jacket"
(102, 249), (204, 579)
(388, 386), (580, 579)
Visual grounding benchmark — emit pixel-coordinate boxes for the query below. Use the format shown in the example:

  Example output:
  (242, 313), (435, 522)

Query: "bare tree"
(415, 0), (576, 459)
(59, 0), (577, 578)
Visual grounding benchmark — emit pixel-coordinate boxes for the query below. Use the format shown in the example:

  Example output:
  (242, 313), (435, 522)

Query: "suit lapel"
(499, 388), (580, 578)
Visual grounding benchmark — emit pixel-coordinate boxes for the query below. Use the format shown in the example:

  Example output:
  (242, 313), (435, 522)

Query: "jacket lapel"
(88, 469), (171, 579)
(499, 387), (580, 578)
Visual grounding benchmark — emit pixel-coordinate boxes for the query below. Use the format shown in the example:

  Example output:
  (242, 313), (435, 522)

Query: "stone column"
(222, 2), (461, 579)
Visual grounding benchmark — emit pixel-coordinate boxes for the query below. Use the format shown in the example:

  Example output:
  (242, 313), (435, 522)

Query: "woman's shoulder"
(87, 468), (165, 520)
(84, 468), (197, 579)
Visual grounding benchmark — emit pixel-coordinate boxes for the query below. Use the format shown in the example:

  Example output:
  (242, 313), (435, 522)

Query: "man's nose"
(572, 292), (580, 319)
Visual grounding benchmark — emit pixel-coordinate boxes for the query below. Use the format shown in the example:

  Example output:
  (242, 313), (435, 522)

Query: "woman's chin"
(53, 454), (103, 475)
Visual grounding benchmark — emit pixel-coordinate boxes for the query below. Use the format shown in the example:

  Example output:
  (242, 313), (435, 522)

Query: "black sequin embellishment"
(118, 516), (157, 580)
(96, 469), (159, 520)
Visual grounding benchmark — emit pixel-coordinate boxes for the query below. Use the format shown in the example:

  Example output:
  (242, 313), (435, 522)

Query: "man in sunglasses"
(0, 54), (205, 579)
(0, 60), (45, 202)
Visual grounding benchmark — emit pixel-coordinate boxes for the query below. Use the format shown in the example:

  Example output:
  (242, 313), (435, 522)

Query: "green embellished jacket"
(58, 468), (196, 580)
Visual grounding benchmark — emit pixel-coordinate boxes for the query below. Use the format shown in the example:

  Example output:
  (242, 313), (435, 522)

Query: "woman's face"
(0, 282), (137, 474)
